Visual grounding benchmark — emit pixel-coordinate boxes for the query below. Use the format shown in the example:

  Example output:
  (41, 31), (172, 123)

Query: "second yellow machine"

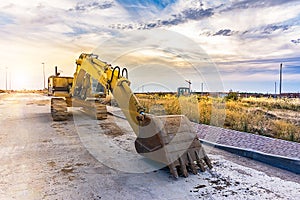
(48, 53), (212, 178)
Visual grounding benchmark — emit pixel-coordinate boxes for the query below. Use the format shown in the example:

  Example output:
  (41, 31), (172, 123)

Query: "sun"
(11, 71), (29, 90)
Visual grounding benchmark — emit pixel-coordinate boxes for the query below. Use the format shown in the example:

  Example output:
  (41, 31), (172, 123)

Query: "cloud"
(217, 56), (300, 65)
(220, 0), (295, 11)
(0, 13), (15, 25)
(68, 1), (114, 12)
(213, 29), (234, 36)
(201, 24), (291, 37)
(215, 56), (300, 91)
(284, 65), (300, 74)
(291, 38), (300, 44)
(182, 7), (214, 20)
(262, 24), (289, 34)
(116, 0), (176, 10)
(109, 7), (214, 30)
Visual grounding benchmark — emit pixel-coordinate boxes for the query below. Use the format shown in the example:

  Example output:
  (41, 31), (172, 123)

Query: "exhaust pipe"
(55, 66), (58, 76)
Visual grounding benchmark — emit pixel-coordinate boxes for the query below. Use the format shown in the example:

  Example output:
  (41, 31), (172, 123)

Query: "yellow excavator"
(48, 53), (212, 178)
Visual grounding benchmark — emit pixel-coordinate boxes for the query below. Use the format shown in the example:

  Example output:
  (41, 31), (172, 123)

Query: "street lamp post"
(5, 67), (8, 91)
(185, 80), (191, 92)
(42, 62), (45, 89)
(9, 71), (11, 90)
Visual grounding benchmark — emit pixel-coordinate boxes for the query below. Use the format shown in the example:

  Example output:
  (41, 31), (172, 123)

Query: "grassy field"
(136, 93), (300, 143)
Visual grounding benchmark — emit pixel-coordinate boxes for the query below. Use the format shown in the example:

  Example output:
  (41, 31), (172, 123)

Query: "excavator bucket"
(135, 115), (212, 178)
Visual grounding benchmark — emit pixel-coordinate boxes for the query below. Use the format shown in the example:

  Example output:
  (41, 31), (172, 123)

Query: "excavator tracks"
(83, 101), (107, 120)
(51, 98), (68, 121)
(95, 103), (108, 120)
(72, 99), (107, 120)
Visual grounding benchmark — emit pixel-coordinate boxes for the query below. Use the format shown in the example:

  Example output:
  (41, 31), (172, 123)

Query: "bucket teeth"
(168, 163), (179, 179)
(195, 151), (206, 172)
(187, 152), (198, 175)
(204, 155), (213, 169)
(136, 115), (212, 178)
(166, 147), (212, 178)
(179, 157), (189, 177)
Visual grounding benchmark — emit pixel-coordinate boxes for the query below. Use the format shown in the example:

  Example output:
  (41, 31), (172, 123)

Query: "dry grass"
(241, 97), (300, 111)
(136, 94), (300, 143)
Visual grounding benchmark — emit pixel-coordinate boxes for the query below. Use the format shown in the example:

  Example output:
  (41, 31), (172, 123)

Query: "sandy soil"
(0, 93), (300, 200)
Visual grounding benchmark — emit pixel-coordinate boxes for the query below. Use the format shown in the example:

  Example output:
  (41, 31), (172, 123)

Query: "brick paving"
(107, 106), (300, 160)
(195, 123), (300, 160)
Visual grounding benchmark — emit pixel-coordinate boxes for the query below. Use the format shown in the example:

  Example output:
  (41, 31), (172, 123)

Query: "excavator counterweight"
(48, 53), (212, 178)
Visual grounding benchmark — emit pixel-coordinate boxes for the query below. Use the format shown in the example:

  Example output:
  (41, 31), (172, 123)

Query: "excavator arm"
(69, 53), (212, 178)
(71, 53), (145, 134)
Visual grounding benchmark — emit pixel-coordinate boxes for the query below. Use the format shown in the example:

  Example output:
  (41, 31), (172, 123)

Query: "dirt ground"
(0, 93), (300, 200)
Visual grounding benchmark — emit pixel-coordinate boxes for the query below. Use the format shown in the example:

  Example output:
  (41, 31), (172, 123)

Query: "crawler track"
(51, 98), (68, 121)
(76, 100), (107, 120)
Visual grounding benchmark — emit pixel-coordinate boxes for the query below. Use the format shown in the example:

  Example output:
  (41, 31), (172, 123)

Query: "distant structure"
(279, 63), (283, 97)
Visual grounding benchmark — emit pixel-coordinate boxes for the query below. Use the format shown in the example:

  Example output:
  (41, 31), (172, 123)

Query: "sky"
(0, 0), (300, 93)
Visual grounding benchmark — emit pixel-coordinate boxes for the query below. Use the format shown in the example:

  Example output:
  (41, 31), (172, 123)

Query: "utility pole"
(9, 71), (11, 90)
(274, 82), (277, 96)
(279, 63), (282, 97)
(42, 62), (45, 89)
(201, 82), (204, 93)
(5, 67), (8, 91)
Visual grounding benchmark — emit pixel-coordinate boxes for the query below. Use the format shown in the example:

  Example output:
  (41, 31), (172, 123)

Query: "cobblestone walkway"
(195, 123), (300, 160)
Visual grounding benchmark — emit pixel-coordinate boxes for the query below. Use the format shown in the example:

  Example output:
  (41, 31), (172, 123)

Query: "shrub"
(225, 92), (239, 101)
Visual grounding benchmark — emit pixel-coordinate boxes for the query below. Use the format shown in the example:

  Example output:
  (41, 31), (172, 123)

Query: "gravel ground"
(0, 93), (300, 200)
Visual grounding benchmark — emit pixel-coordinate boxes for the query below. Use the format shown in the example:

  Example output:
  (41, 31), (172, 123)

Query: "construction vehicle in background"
(48, 53), (212, 178)
(177, 87), (191, 97)
(48, 67), (74, 121)
(48, 66), (107, 121)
